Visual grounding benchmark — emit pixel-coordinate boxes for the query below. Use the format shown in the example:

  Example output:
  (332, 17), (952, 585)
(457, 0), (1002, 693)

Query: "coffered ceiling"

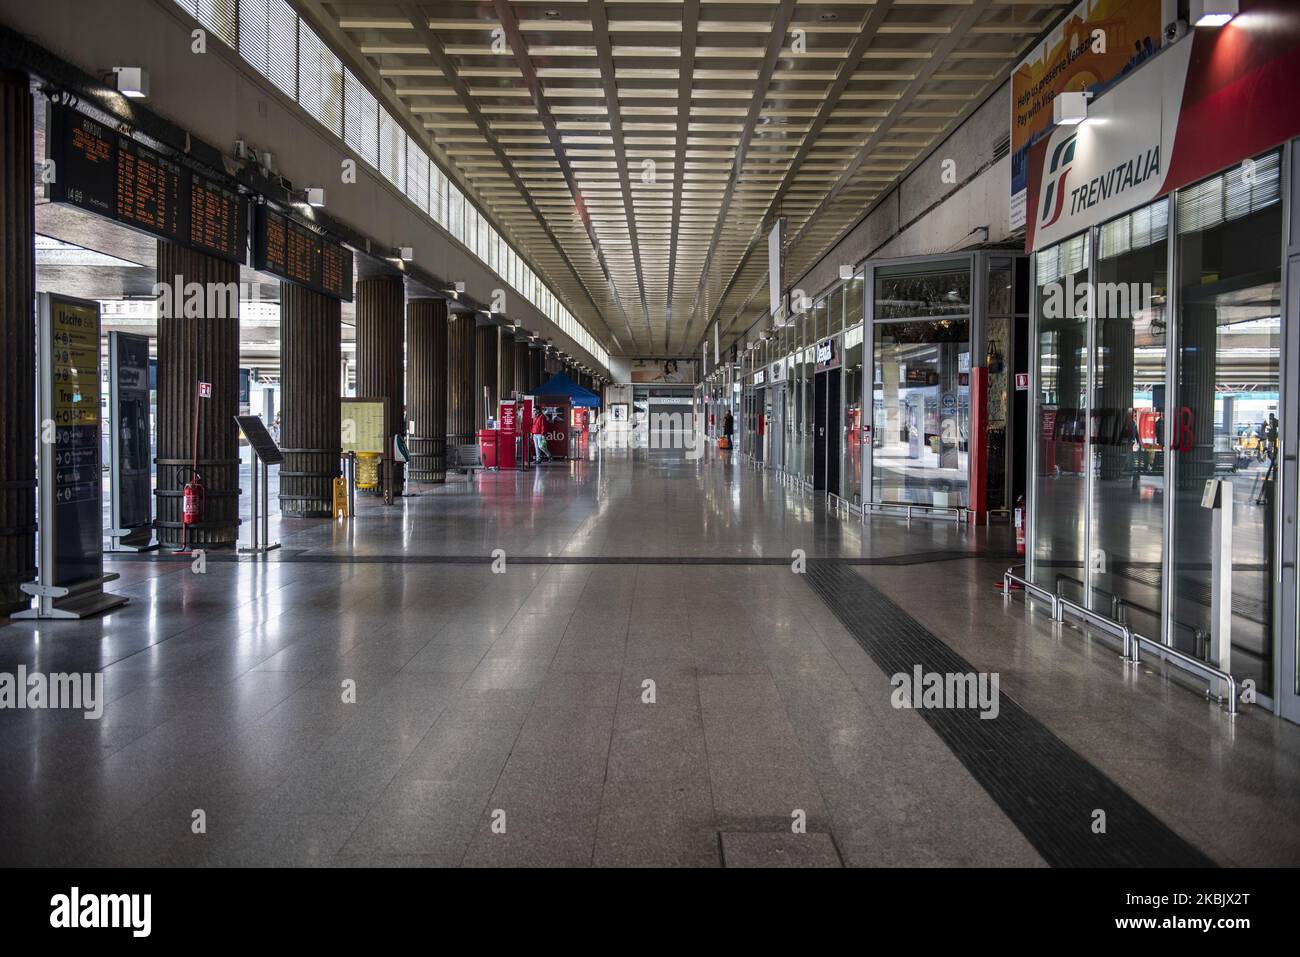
(307, 0), (1067, 356)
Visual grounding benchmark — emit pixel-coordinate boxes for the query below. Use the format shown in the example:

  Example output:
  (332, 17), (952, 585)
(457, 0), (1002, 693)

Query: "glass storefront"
(872, 318), (971, 506)
(871, 259), (973, 508)
(1170, 153), (1283, 692)
(1030, 151), (1287, 703)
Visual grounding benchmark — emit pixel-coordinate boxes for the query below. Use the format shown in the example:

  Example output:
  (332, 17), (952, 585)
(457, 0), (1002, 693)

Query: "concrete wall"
(1, 0), (609, 374)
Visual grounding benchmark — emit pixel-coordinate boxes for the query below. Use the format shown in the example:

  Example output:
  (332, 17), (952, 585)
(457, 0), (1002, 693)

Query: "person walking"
(722, 410), (734, 451)
(532, 408), (553, 463)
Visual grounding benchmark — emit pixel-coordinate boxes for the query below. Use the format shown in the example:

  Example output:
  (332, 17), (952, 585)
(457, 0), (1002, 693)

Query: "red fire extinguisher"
(1014, 493), (1026, 557)
(179, 468), (205, 552)
(182, 474), (205, 527)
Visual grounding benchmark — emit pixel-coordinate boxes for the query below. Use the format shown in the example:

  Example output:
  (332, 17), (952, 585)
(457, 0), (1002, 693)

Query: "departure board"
(320, 238), (354, 300)
(46, 103), (247, 265)
(253, 204), (354, 301)
(115, 135), (184, 244)
(46, 105), (115, 216)
(189, 172), (246, 264)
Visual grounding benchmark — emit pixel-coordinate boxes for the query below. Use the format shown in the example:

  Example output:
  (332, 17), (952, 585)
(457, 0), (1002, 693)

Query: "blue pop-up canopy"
(534, 372), (601, 407)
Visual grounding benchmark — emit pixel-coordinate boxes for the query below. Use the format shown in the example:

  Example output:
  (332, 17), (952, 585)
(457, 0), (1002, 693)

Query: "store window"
(1088, 199), (1169, 629)
(1170, 152), (1283, 692)
(872, 318), (970, 507)
(1033, 233), (1090, 590)
(872, 260), (972, 507)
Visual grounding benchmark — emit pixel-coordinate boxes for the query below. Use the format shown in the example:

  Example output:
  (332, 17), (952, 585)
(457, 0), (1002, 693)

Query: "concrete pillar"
(155, 242), (240, 547)
(356, 276), (405, 496)
(0, 71), (35, 612)
(408, 298), (448, 483)
(279, 282), (341, 517)
(447, 308), (476, 448)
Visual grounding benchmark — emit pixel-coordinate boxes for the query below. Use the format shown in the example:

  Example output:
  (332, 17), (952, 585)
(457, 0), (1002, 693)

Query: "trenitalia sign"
(1026, 0), (1300, 252)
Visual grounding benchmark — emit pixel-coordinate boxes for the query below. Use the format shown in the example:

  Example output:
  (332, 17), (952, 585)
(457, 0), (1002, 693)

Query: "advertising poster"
(108, 332), (153, 542)
(631, 359), (697, 384)
(539, 399), (570, 458)
(1024, 0), (1300, 251)
(1010, 0), (1164, 230)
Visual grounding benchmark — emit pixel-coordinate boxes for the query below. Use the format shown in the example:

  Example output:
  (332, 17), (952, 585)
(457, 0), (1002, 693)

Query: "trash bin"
(477, 429), (498, 470)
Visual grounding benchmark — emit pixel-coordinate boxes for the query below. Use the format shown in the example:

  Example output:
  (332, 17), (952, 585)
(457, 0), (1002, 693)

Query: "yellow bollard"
(332, 476), (349, 519)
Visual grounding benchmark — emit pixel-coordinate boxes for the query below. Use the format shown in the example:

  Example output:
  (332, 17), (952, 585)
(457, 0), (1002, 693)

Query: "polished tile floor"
(2, 447), (1298, 867)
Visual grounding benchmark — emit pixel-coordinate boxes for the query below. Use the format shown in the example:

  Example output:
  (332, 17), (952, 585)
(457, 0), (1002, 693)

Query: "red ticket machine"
(498, 399), (518, 469)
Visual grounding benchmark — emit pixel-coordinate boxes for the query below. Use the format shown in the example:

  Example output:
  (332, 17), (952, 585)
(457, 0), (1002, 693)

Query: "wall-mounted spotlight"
(112, 67), (149, 99)
(1190, 0), (1237, 26)
(304, 187), (326, 208)
(1053, 91), (1093, 126)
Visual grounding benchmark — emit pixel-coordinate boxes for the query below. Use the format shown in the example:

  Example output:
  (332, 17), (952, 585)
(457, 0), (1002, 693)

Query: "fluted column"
(408, 298), (448, 483)
(0, 71), (34, 611)
(499, 331), (516, 399)
(514, 339), (529, 395)
(279, 282), (340, 516)
(156, 242), (240, 547)
(356, 276), (405, 496)
(474, 323), (499, 429)
(447, 308), (476, 449)
(528, 346), (544, 392)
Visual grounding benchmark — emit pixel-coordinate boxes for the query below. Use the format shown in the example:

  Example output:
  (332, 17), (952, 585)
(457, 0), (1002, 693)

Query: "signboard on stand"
(108, 332), (154, 550)
(16, 294), (126, 618)
(498, 400), (518, 469)
(538, 399), (571, 459)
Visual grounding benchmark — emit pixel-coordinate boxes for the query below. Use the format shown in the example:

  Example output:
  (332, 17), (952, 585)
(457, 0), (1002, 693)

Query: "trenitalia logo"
(1038, 133), (1077, 228)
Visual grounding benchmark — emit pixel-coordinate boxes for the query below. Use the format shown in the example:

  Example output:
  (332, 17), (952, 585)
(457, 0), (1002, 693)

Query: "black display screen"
(252, 204), (353, 302)
(46, 103), (246, 266)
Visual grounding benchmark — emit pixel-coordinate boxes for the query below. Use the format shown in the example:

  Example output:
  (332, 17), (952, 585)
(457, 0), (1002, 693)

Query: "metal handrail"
(865, 500), (969, 523)
(1001, 565), (1239, 715)
(1056, 596), (1133, 660)
(1001, 568), (1060, 619)
(1131, 633), (1239, 715)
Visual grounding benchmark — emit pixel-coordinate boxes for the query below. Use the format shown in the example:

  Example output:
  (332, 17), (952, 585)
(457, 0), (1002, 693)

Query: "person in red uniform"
(531, 409), (553, 462)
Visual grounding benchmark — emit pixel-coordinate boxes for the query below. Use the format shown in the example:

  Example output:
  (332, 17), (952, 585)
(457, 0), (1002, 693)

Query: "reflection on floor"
(2, 446), (1298, 867)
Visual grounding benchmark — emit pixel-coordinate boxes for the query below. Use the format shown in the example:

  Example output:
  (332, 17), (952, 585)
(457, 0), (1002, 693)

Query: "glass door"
(1169, 154), (1284, 696)
(871, 320), (970, 506)
(1088, 200), (1169, 632)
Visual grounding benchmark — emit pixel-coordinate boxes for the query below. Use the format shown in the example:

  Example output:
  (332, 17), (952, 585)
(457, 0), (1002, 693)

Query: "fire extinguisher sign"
(198, 382), (212, 398)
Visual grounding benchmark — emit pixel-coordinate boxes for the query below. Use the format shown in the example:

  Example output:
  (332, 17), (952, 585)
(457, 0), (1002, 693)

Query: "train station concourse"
(0, 0), (1299, 921)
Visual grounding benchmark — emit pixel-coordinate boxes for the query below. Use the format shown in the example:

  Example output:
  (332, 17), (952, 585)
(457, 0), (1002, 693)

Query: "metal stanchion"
(1205, 479), (1234, 701)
